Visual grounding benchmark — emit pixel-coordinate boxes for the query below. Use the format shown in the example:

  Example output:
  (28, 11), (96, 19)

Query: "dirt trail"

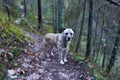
(7, 32), (95, 80)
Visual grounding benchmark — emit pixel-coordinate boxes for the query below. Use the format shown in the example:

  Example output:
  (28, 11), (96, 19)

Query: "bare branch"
(94, 3), (108, 13)
(106, 0), (120, 6)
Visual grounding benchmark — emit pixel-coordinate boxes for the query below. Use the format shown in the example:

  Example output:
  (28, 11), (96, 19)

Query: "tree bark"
(94, 27), (103, 62)
(54, 0), (58, 33)
(23, 0), (27, 17)
(91, 19), (98, 62)
(58, 0), (64, 33)
(4, 0), (10, 21)
(38, 0), (43, 30)
(75, 0), (86, 53)
(101, 11), (106, 68)
(106, 27), (120, 73)
(106, 0), (120, 6)
(85, 0), (93, 59)
(102, 44), (107, 68)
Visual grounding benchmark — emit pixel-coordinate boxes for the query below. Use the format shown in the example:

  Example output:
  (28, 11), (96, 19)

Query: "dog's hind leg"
(49, 45), (54, 56)
(51, 49), (54, 56)
(43, 41), (50, 57)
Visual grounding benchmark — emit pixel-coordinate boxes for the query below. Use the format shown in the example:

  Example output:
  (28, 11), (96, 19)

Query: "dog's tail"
(43, 37), (50, 46)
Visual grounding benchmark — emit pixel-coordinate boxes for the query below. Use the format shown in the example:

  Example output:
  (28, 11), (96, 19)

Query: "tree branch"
(106, 0), (120, 6)
(95, 3), (108, 12)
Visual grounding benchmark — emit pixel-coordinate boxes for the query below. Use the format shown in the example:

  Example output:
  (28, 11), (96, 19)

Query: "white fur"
(43, 28), (74, 64)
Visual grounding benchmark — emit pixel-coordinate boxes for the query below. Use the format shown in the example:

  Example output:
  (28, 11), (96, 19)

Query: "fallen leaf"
(7, 52), (14, 58)
(7, 69), (17, 78)
(25, 73), (40, 80)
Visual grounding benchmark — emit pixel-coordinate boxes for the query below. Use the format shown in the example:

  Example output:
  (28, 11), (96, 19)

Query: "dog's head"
(62, 28), (74, 41)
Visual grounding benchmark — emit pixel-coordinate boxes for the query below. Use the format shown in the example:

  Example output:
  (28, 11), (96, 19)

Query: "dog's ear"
(63, 27), (66, 31)
(59, 27), (66, 33)
(71, 28), (75, 33)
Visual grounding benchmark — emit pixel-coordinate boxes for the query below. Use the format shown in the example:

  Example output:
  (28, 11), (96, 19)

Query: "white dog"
(43, 28), (74, 64)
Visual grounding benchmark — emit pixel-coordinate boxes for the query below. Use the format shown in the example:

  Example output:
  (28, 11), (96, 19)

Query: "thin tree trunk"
(4, 0), (10, 21)
(102, 32), (108, 68)
(102, 43), (107, 68)
(91, 18), (98, 61)
(54, 0), (58, 33)
(52, 3), (55, 32)
(85, 0), (93, 59)
(23, 0), (27, 17)
(38, 0), (42, 30)
(73, 0), (81, 30)
(91, 5), (101, 61)
(75, 0), (86, 53)
(106, 27), (120, 73)
(94, 28), (103, 62)
(58, 0), (64, 32)
(101, 11), (106, 68)
(94, 11), (105, 62)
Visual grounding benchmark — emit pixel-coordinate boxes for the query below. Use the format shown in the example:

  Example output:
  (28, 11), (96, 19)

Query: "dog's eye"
(70, 33), (72, 35)
(65, 33), (68, 35)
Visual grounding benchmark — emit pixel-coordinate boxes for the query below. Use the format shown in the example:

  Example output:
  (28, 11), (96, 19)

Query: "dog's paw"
(64, 58), (68, 62)
(47, 54), (50, 57)
(60, 60), (64, 64)
(51, 51), (54, 56)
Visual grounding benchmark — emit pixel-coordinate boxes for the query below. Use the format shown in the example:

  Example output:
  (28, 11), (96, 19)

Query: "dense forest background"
(0, 0), (120, 80)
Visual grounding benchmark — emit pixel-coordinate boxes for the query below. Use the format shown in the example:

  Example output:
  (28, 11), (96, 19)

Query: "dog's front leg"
(64, 49), (68, 62)
(64, 44), (70, 62)
(57, 39), (64, 64)
(51, 49), (54, 56)
(59, 49), (64, 64)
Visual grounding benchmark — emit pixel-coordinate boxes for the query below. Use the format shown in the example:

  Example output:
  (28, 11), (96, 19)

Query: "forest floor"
(6, 31), (96, 80)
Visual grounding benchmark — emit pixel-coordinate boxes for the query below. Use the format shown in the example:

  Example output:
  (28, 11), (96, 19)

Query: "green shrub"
(0, 12), (34, 44)
(0, 72), (4, 80)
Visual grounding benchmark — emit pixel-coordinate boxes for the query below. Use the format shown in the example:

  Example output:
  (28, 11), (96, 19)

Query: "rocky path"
(7, 32), (95, 80)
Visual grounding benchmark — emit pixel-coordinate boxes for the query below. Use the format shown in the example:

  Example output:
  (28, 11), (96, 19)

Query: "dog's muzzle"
(67, 37), (71, 41)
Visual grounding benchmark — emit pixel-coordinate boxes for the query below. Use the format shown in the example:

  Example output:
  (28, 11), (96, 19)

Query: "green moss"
(0, 12), (34, 78)
(0, 12), (34, 43)
(47, 26), (54, 33)
(0, 72), (4, 80)
(94, 70), (106, 80)
(0, 62), (7, 72)
(9, 47), (21, 57)
(73, 52), (85, 60)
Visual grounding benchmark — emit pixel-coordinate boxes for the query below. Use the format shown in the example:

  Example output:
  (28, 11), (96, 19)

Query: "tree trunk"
(102, 35), (108, 68)
(102, 44), (107, 68)
(91, 19), (98, 62)
(7, 0), (20, 18)
(23, 0), (27, 17)
(94, 27), (103, 62)
(85, 0), (93, 59)
(52, 3), (55, 32)
(75, 0), (86, 53)
(38, 0), (43, 30)
(54, 0), (58, 33)
(58, 0), (64, 32)
(106, 27), (120, 73)
(4, 0), (10, 21)
(101, 11), (106, 68)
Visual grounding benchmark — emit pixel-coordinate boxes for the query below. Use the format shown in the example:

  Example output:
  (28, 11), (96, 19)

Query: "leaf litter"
(6, 32), (96, 80)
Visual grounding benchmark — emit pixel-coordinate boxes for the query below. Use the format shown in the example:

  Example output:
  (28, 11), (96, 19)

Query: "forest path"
(7, 32), (95, 80)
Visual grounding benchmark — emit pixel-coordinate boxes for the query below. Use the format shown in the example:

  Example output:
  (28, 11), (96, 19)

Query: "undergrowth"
(0, 12), (34, 79)
(73, 52), (116, 80)
(13, 12), (54, 35)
